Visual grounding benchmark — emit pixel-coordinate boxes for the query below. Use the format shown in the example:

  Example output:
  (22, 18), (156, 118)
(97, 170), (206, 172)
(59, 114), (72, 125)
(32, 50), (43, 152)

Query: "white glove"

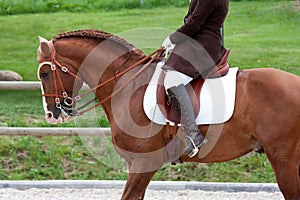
(161, 36), (175, 55)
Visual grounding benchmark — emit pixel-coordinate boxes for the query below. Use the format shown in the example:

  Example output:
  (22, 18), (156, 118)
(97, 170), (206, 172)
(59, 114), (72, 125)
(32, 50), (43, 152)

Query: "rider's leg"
(167, 84), (207, 158)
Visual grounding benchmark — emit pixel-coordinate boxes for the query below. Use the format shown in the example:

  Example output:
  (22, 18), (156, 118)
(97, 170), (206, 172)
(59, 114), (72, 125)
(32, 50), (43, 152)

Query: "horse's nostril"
(46, 112), (53, 119)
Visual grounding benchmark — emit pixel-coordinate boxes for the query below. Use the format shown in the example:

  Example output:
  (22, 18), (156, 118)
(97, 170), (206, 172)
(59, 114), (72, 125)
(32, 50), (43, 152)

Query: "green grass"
(226, 1), (300, 73)
(0, 0), (188, 15)
(154, 153), (275, 182)
(0, 1), (299, 81)
(0, 1), (299, 181)
(0, 8), (187, 80)
(0, 135), (128, 180)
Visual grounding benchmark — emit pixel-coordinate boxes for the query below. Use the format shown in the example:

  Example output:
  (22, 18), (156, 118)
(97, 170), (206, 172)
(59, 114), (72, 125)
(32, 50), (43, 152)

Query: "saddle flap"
(156, 71), (205, 124)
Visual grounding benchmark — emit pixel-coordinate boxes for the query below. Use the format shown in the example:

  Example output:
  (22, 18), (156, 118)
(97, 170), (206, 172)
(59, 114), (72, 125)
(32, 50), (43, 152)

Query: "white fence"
(0, 81), (41, 90)
(0, 81), (111, 136)
(0, 81), (90, 90)
(0, 127), (111, 136)
(0, 180), (280, 192)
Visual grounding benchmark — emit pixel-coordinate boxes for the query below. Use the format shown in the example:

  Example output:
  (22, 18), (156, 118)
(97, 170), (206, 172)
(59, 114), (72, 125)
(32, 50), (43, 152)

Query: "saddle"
(157, 49), (230, 124)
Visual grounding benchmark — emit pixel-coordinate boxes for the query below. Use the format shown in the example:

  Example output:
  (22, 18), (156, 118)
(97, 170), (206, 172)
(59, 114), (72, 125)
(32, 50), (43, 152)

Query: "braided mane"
(53, 29), (145, 56)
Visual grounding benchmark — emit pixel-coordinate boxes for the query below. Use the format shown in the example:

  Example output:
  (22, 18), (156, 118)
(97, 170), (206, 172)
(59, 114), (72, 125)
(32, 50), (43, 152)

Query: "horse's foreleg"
(121, 171), (157, 200)
(299, 163), (300, 179)
(266, 153), (300, 200)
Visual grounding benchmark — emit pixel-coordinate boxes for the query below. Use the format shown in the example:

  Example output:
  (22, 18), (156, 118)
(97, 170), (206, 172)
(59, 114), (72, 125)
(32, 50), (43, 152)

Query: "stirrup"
(185, 136), (208, 158)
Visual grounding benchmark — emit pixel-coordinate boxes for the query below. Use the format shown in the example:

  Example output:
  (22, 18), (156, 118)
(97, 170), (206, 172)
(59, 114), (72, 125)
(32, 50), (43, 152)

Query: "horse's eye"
(41, 72), (49, 79)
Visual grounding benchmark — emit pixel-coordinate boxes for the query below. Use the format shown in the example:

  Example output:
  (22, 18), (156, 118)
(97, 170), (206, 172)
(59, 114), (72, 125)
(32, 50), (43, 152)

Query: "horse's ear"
(38, 36), (48, 43)
(38, 36), (51, 58)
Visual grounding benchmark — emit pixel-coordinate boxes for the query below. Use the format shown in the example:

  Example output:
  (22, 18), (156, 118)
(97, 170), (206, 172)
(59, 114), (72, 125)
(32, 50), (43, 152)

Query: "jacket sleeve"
(170, 0), (216, 44)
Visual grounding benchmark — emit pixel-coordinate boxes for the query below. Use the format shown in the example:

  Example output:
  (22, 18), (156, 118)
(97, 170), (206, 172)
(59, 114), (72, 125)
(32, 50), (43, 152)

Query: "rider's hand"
(161, 36), (175, 54)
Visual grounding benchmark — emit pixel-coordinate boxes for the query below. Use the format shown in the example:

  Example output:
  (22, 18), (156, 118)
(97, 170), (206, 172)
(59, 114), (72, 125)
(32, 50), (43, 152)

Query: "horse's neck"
(57, 38), (156, 116)
(76, 40), (155, 116)
(77, 40), (143, 89)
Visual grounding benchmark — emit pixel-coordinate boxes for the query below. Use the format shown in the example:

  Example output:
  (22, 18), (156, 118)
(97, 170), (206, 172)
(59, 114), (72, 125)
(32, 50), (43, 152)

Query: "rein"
(39, 42), (164, 117)
(78, 48), (164, 115)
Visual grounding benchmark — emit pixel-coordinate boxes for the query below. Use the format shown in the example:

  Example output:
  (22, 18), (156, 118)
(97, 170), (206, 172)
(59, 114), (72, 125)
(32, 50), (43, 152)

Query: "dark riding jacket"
(165, 0), (229, 78)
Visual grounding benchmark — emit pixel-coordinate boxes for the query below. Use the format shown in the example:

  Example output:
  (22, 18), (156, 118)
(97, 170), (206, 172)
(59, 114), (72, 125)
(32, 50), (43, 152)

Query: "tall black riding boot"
(167, 84), (208, 158)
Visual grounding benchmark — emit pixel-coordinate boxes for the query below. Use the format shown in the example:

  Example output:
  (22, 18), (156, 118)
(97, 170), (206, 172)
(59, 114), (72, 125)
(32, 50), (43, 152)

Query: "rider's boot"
(167, 84), (208, 158)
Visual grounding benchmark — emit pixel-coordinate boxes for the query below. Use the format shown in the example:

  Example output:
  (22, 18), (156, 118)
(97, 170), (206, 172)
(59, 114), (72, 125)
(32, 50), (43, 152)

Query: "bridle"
(38, 41), (164, 118)
(38, 60), (82, 110)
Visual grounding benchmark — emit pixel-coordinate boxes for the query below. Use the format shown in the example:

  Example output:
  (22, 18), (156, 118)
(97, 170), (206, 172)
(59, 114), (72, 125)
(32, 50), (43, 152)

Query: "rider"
(161, 0), (229, 157)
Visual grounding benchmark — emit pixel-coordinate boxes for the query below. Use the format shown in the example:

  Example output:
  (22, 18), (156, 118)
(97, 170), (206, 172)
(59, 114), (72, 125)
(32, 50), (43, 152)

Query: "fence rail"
(0, 81), (41, 90)
(0, 127), (111, 136)
(0, 180), (280, 192)
(0, 81), (90, 90)
(0, 81), (109, 136)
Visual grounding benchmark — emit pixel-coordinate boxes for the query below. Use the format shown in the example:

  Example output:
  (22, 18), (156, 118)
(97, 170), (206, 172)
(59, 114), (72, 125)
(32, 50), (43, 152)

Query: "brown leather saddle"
(156, 49), (230, 124)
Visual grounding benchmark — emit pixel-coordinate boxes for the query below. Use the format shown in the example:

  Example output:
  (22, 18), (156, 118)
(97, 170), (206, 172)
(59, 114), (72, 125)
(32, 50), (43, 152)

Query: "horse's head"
(37, 30), (148, 125)
(37, 36), (83, 124)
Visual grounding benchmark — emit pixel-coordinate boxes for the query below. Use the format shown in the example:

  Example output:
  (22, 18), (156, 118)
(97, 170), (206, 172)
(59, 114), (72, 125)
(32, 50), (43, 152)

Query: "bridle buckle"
(61, 66), (68, 73)
(51, 63), (56, 71)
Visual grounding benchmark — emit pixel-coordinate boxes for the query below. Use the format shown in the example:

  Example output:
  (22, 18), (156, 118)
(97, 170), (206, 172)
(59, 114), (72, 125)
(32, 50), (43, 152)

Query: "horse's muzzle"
(45, 111), (59, 124)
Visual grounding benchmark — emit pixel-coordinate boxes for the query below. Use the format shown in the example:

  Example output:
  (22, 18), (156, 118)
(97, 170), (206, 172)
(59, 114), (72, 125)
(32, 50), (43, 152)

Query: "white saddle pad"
(143, 63), (238, 125)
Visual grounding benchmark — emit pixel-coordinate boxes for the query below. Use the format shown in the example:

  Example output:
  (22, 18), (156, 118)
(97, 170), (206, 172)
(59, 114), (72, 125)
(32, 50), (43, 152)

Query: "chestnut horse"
(37, 30), (300, 200)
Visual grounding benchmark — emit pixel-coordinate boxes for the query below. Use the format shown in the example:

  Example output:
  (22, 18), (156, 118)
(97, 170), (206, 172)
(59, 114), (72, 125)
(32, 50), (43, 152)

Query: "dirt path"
(0, 188), (284, 200)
